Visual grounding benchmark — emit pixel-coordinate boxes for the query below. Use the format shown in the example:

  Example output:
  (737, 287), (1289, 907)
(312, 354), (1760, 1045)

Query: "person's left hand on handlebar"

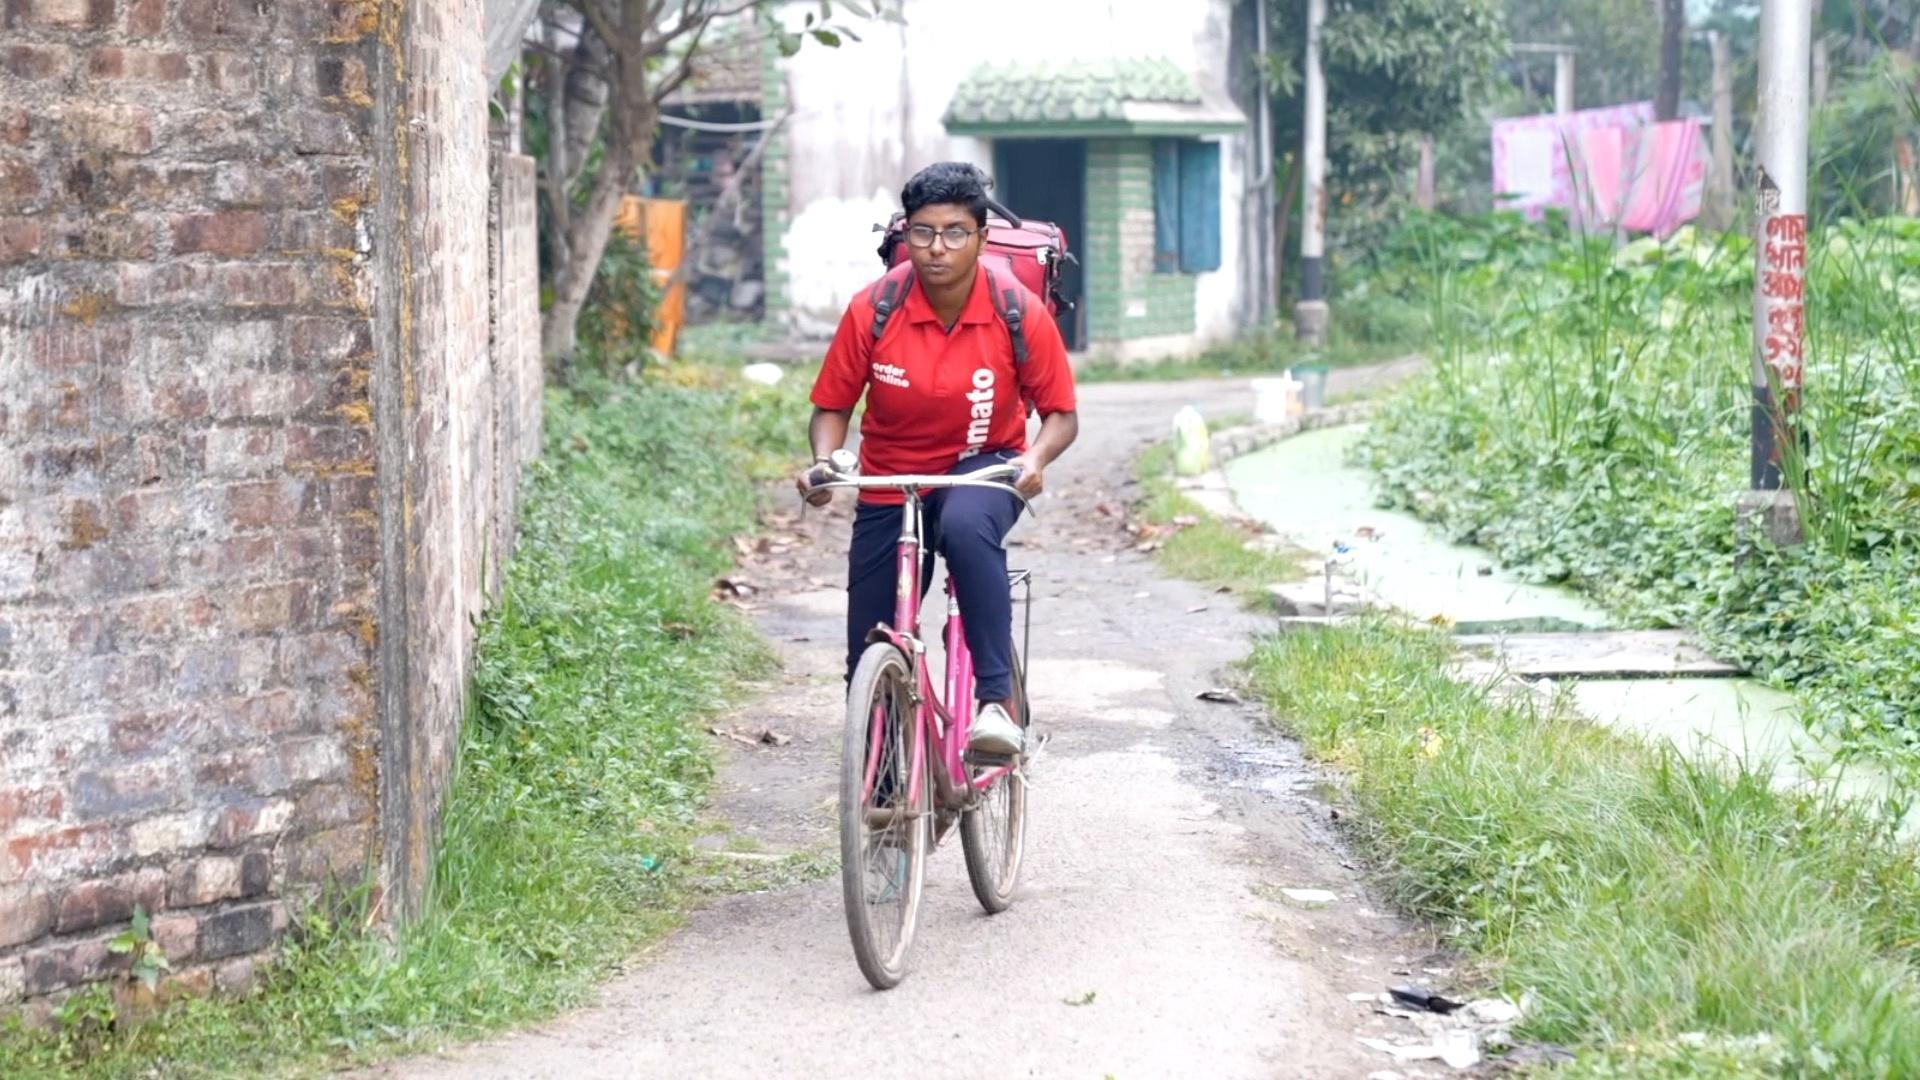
(1006, 453), (1044, 499)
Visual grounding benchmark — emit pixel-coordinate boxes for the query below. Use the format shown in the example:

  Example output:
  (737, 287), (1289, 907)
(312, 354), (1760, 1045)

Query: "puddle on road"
(1209, 741), (1334, 802)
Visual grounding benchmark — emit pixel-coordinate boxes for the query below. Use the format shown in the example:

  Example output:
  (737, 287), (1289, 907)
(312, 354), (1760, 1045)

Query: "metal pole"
(1553, 48), (1575, 115)
(1295, 0), (1329, 346)
(1709, 30), (1735, 228)
(1750, 0), (1811, 502)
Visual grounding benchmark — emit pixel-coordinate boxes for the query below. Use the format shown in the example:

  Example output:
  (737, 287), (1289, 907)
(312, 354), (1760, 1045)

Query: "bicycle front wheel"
(840, 642), (929, 990)
(961, 653), (1028, 914)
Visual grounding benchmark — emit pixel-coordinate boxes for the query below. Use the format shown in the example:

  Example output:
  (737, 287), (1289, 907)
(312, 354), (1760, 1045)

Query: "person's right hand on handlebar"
(796, 461), (834, 507)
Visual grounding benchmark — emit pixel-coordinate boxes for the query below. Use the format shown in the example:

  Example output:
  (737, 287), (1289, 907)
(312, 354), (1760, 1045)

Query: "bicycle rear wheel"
(961, 653), (1028, 914)
(840, 643), (929, 989)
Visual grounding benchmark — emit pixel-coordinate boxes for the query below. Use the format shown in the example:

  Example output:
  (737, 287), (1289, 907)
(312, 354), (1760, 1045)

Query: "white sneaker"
(968, 703), (1024, 757)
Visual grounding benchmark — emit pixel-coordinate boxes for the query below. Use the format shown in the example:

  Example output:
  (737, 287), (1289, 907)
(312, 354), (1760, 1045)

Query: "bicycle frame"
(859, 489), (1018, 819)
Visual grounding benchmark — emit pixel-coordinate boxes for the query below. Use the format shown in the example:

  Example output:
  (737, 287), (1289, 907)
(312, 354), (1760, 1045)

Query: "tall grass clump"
(1253, 619), (1920, 1076)
(1355, 201), (1920, 765)
(0, 368), (812, 1078)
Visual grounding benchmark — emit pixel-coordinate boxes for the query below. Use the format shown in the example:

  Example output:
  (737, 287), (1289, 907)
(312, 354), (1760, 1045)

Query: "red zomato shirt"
(810, 262), (1077, 505)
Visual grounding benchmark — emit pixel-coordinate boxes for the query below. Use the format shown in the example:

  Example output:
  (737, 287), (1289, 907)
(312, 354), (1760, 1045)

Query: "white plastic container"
(1252, 373), (1304, 423)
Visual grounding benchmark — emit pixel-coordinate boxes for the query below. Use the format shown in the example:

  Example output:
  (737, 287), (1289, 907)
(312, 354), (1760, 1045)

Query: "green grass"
(1131, 441), (1303, 602)
(0, 366), (813, 1078)
(1076, 324), (1414, 384)
(1251, 618), (1920, 1077)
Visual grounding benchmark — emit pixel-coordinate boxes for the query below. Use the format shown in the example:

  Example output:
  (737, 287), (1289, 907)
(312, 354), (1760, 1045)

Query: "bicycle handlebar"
(809, 463), (1034, 514)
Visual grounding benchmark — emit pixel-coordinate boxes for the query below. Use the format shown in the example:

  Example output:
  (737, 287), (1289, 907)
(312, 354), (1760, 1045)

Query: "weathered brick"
(8, 0), (115, 30)
(239, 851), (270, 897)
(54, 866), (165, 933)
(3, 823), (114, 886)
(313, 56), (370, 103)
(170, 209), (267, 257)
(127, 809), (208, 858)
(195, 902), (276, 960)
(213, 956), (255, 994)
(89, 48), (192, 82)
(5, 43), (76, 81)
(205, 795), (291, 848)
(202, 51), (258, 94)
(71, 759), (184, 820)
(224, 479), (311, 531)
(150, 912), (197, 961)
(0, 957), (23, 1005)
(109, 708), (197, 756)
(293, 783), (368, 833)
(123, 0), (163, 35)
(193, 745), (281, 796)
(0, 158), (40, 210)
(48, 212), (158, 260)
(64, 104), (157, 155)
(287, 108), (359, 156)
(0, 784), (65, 832)
(284, 824), (369, 886)
(0, 216), (41, 261)
(177, 0), (269, 39)
(278, 736), (347, 787)
(23, 937), (114, 996)
(168, 855), (241, 906)
(285, 423), (372, 475)
(0, 884), (55, 948)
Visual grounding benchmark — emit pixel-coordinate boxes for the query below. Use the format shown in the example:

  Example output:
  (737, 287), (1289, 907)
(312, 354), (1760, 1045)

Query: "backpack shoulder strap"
(984, 265), (1029, 365)
(867, 262), (916, 343)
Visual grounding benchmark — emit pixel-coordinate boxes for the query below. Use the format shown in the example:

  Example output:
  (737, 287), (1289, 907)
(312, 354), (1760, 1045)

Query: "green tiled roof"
(945, 58), (1217, 132)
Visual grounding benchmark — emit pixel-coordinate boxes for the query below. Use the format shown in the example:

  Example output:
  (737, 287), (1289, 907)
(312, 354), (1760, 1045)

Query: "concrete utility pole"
(1743, 0), (1812, 546)
(1554, 48), (1576, 115)
(1708, 29), (1735, 228)
(1296, 0), (1329, 346)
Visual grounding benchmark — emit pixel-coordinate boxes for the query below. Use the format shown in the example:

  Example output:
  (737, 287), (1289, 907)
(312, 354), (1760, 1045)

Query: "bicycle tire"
(960, 652), (1028, 914)
(839, 642), (929, 989)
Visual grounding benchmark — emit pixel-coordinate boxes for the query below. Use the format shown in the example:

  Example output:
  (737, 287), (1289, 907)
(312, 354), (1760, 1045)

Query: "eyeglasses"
(905, 224), (977, 249)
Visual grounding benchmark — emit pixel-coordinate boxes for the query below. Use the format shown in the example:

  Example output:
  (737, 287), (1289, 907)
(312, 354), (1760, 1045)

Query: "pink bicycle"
(811, 453), (1037, 989)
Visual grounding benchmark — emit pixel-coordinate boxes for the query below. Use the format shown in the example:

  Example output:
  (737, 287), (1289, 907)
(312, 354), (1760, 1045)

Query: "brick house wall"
(1085, 140), (1199, 348)
(0, 0), (541, 1011)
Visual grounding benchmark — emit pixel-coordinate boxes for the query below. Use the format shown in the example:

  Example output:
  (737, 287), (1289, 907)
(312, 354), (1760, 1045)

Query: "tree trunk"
(1272, 144), (1300, 310)
(562, 26), (612, 190)
(1655, 0), (1685, 121)
(1415, 134), (1435, 211)
(543, 24), (663, 367)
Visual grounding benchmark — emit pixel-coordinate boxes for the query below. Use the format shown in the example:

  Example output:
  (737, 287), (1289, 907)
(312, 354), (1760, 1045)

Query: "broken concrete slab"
(1452, 630), (1743, 679)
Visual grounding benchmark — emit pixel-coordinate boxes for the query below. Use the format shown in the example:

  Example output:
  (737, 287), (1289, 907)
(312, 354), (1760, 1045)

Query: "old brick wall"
(1, 0), (542, 1009)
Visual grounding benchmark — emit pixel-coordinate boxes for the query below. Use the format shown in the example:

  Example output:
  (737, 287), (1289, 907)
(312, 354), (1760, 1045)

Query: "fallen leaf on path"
(1196, 688), (1241, 704)
(757, 729), (792, 747)
(1280, 887), (1338, 905)
(1062, 991), (1097, 1007)
(1186, 604), (1209, 614)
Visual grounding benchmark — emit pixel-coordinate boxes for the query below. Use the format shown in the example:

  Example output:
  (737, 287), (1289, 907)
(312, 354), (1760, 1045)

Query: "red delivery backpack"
(868, 199), (1073, 364)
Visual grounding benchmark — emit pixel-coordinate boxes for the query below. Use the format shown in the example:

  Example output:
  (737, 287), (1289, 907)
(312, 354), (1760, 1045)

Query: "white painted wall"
(771, 0), (1251, 349)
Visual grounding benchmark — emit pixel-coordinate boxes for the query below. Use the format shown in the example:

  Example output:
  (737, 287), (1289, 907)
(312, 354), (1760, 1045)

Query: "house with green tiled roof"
(746, 0), (1275, 363)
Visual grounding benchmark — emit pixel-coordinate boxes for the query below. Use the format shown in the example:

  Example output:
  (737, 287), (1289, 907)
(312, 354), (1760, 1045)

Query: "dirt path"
(375, 364), (1437, 1079)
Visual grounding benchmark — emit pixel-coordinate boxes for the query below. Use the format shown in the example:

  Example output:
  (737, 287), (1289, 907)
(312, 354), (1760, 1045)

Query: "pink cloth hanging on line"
(1490, 102), (1656, 221)
(1578, 118), (1708, 238)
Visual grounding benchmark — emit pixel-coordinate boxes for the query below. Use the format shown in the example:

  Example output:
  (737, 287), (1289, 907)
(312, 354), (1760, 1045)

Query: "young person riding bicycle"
(796, 161), (1079, 759)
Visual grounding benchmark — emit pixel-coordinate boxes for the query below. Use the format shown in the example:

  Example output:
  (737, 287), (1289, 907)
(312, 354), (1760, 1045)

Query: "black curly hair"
(901, 161), (991, 226)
